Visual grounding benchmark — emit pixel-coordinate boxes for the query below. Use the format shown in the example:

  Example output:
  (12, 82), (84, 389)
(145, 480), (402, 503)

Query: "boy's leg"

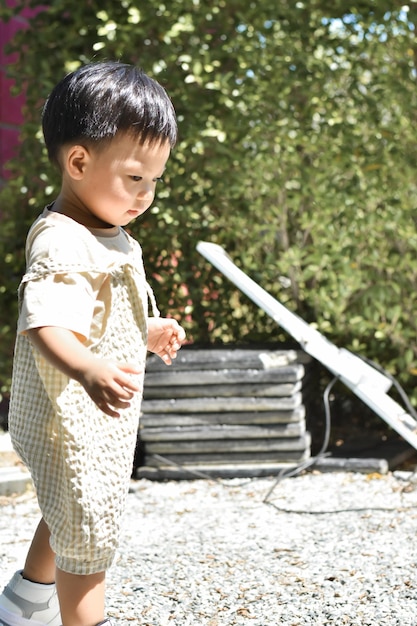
(0, 517), (61, 626)
(23, 517), (56, 584)
(55, 569), (106, 626)
(25, 519), (107, 625)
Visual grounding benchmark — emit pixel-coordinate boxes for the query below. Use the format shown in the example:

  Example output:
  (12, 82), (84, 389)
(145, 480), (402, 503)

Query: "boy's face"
(68, 133), (171, 228)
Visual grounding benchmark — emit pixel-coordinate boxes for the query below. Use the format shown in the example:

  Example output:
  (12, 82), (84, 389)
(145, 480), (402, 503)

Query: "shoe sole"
(0, 606), (62, 626)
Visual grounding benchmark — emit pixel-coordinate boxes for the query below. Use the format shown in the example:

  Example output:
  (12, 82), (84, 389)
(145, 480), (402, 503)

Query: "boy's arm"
(27, 326), (141, 418)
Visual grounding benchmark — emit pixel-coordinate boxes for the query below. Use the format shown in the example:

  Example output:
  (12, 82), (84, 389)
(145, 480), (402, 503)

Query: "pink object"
(0, 3), (42, 181)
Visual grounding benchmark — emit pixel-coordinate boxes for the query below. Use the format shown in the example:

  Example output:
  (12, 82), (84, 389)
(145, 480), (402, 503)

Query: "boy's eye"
(129, 176), (163, 183)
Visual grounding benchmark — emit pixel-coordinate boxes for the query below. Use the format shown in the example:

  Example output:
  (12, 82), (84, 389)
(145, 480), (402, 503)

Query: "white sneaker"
(0, 571), (61, 626)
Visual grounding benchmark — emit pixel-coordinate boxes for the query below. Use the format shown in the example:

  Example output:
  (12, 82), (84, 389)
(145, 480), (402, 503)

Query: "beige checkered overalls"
(9, 248), (158, 575)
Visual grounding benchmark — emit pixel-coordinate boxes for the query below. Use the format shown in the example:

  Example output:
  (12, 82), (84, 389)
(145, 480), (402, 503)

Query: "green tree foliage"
(1, 1), (417, 402)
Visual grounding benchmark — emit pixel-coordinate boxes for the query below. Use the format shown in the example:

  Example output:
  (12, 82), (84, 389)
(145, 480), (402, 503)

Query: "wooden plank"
(139, 422), (305, 442)
(136, 461), (308, 480)
(140, 406), (306, 428)
(145, 433), (311, 454)
(145, 348), (304, 372)
(143, 450), (310, 465)
(143, 380), (302, 399)
(136, 454), (390, 480)
(312, 457), (389, 474)
(141, 393), (303, 414)
(144, 365), (305, 387)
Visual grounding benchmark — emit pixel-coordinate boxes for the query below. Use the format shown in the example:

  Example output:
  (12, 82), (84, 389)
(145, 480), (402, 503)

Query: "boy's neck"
(51, 193), (116, 229)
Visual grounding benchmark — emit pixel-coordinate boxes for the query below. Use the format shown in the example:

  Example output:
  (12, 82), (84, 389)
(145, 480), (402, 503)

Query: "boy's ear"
(65, 145), (91, 180)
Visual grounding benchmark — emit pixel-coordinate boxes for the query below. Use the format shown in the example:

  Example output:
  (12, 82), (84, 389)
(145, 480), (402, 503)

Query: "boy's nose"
(137, 184), (154, 199)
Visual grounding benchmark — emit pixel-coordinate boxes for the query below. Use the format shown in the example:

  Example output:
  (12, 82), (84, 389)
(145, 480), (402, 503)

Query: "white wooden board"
(197, 241), (417, 451)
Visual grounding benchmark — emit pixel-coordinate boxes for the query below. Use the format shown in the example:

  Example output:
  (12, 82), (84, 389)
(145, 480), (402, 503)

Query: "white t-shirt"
(18, 207), (147, 342)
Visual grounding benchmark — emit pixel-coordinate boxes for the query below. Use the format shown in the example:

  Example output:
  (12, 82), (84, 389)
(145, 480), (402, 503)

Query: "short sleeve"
(17, 208), (135, 340)
(18, 272), (99, 340)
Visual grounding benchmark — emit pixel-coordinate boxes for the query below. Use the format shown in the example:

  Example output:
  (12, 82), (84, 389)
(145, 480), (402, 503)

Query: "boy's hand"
(147, 317), (186, 365)
(80, 360), (142, 418)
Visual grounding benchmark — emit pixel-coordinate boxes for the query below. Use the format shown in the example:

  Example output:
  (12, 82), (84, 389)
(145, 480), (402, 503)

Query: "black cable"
(358, 354), (417, 420)
(263, 503), (417, 515)
(148, 453), (262, 488)
(262, 375), (337, 503)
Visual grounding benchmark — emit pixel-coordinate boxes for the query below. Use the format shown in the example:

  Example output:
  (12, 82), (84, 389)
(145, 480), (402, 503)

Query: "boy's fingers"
(116, 363), (142, 391)
(95, 396), (121, 418)
(97, 389), (135, 417)
(117, 362), (142, 375)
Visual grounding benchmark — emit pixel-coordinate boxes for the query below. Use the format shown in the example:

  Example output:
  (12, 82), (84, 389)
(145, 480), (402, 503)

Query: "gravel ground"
(1, 470), (417, 625)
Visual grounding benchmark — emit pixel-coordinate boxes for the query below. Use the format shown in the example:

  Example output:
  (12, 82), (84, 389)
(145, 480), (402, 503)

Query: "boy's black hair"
(42, 61), (177, 166)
